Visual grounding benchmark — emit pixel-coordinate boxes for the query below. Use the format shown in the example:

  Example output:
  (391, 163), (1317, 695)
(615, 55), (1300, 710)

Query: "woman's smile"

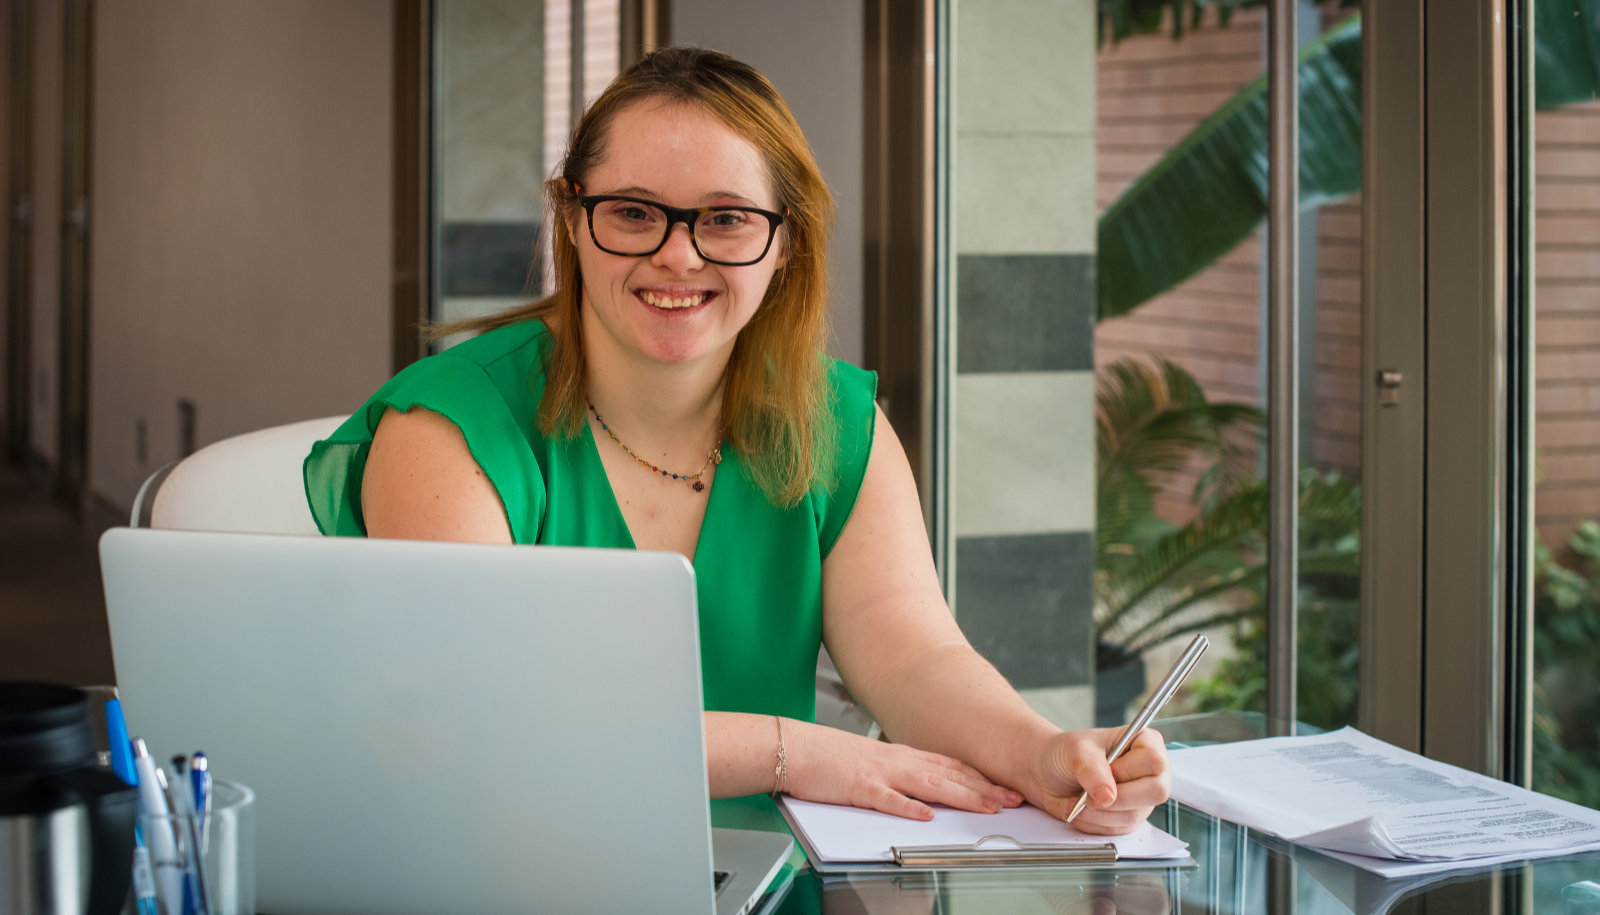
(635, 286), (717, 313)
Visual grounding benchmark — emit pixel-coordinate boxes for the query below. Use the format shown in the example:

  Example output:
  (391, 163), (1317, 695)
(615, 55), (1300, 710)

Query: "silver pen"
(1066, 633), (1209, 824)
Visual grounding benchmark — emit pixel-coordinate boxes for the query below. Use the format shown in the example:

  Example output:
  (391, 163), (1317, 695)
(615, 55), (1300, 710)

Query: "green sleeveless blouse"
(302, 319), (878, 727)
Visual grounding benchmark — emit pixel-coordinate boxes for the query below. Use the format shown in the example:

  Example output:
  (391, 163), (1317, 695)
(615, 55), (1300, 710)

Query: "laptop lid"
(101, 528), (720, 915)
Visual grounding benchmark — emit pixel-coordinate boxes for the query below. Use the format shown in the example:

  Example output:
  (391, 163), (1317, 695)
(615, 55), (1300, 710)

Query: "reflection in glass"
(1531, 85), (1600, 808)
(814, 871), (1173, 915)
(1528, 0), (1600, 813)
(432, 0), (549, 341)
(1093, 4), (1363, 733)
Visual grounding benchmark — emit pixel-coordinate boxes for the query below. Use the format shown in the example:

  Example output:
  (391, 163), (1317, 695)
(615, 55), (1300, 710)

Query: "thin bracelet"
(771, 716), (788, 797)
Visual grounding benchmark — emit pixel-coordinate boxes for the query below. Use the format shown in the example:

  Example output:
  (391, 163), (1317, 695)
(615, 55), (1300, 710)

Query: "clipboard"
(778, 798), (1195, 874)
(890, 834), (1119, 868)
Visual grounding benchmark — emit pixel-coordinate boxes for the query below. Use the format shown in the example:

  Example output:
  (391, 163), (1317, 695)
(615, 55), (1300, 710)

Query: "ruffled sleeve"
(303, 353), (547, 543)
(812, 359), (879, 559)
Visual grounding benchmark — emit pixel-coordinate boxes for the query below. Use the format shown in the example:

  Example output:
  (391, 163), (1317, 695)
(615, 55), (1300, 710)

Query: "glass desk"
(757, 714), (1600, 915)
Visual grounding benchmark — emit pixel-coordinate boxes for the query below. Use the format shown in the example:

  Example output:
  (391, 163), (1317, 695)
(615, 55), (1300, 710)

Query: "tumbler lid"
(0, 683), (96, 775)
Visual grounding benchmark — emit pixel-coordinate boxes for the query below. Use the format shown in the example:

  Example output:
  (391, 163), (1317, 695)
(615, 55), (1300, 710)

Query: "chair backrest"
(136, 416), (348, 535)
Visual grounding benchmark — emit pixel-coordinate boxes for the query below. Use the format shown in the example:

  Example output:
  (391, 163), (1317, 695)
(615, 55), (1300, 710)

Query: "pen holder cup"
(133, 779), (255, 915)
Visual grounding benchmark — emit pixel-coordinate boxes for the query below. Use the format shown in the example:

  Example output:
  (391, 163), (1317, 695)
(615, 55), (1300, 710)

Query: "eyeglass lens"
(589, 200), (773, 264)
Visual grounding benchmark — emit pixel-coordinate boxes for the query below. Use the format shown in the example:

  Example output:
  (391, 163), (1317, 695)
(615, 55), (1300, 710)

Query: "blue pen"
(104, 700), (138, 787)
(190, 753), (212, 851)
(169, 757), (211, 915)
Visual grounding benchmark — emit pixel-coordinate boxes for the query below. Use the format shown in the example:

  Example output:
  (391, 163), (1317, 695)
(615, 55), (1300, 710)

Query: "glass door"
(430, 0), (550, 346)
(937, 0), (1361, 735)
(1528, 0), (1600, 810)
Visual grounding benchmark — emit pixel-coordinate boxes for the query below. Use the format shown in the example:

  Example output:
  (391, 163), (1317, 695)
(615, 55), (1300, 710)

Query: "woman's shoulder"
(305, 318), (552, 541)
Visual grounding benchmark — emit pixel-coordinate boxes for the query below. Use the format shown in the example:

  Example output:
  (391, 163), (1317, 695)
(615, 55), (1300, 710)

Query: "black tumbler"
(0, 682), (138, 915)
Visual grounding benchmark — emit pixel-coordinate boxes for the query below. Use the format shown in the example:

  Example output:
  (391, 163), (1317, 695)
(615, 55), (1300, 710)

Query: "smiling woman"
(433, 50), (838, 509)
(302, 46), (1171, 835)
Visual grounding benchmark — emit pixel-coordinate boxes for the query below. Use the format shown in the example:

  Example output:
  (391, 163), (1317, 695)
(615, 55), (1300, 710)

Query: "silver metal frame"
(569, 0), (585, 130)
(392, 0), (430, 374)
(930, 0), (953, 592)
(1360, 0), (1428, 754)
(1423, 0), (1513, 779)
(862, 0), (938, 548)
(1508, 0), (1535, 789)
(1360, 0), (1532, 779)
(1265, 0), (1300, 736)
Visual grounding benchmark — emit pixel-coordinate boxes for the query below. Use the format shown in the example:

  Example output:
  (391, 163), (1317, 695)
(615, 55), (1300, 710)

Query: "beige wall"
(88, 0), (394, 509)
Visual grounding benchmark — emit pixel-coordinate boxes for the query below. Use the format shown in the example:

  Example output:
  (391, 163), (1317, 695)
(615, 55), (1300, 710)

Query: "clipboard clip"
(890, 834), (1120, 868)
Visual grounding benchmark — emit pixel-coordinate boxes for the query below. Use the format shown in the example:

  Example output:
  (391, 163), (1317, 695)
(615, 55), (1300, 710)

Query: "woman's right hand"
(784, 720), (1021, 820)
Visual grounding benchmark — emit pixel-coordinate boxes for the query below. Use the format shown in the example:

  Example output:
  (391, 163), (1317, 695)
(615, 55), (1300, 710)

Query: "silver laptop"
(100, 528), (792, 915)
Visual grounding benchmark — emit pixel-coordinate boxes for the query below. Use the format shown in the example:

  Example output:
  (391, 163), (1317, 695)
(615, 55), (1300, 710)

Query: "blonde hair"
(434, 46), (837, 507)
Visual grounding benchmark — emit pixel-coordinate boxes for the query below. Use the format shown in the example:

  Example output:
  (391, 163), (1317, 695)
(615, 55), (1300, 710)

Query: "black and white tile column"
(951, 0), (1097, 729)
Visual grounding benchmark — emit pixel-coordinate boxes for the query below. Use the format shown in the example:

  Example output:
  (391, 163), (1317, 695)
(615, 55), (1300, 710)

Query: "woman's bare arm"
(819, 406), (1171, 833)
(361, 407), (513, 543)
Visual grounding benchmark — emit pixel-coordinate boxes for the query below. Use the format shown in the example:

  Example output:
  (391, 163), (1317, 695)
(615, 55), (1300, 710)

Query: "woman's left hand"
(1018, 727), (1171, 836)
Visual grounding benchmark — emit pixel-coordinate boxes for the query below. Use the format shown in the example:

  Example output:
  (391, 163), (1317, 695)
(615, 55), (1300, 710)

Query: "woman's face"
(568, 100), (786, 369)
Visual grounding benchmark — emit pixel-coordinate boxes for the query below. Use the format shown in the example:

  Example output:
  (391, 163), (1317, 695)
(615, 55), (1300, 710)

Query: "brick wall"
(1535, 100), (1600, 552)
(1095, 12), (1264, 430)
(1095, 13), (1265, 524)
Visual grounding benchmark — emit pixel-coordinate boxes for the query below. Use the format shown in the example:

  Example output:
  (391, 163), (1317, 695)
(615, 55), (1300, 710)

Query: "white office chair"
(131, 416), (348, 533)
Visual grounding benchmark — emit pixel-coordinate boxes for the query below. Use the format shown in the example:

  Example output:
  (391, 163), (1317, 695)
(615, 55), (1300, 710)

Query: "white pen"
(133, 739), (187, 908)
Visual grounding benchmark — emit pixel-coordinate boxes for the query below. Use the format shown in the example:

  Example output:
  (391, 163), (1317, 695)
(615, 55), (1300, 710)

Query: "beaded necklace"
(587, 401), (723, 492)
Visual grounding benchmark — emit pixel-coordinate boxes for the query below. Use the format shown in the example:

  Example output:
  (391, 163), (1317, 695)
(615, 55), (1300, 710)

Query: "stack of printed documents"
(1170, 727), (1600, 877)
(777, 796), (1190, 873)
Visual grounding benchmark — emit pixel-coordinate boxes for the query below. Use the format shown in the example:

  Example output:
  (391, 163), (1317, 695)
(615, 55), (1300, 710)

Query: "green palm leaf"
(1096, 5), (1600, 322)
(1536, 0), (1600, 108)
(1096, 357), (1264, 518)
(1097, 483), (1266, 639)
(1096, 17), (1361, 323)
(1096, 465), (1362, 670)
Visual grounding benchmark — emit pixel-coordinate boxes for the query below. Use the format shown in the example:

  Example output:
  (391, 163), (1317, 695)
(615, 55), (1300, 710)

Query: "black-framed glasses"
(579, 195), (786, 266)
